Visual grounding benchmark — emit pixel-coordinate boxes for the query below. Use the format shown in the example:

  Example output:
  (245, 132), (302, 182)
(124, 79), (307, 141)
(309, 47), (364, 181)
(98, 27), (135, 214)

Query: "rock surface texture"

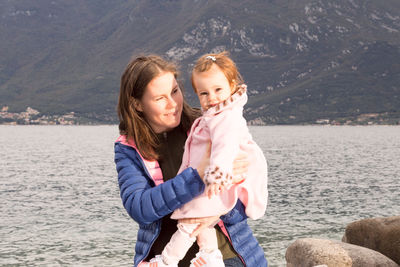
(285, 238), (399, 267)
(342, 215), (400, 265)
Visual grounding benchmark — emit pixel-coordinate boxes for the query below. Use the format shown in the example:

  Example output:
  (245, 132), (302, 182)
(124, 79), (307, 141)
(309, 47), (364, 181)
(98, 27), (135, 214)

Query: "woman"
(114, 55), (268, 266)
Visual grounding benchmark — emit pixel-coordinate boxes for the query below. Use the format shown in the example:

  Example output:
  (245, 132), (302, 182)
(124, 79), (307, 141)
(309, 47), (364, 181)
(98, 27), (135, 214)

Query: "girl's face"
(136, 71), (183, 133)
(192, 64), (233, 111)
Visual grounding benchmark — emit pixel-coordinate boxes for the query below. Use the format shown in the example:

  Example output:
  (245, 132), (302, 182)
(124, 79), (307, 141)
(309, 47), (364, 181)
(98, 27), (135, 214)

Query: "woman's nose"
(166, 96), (177, 108)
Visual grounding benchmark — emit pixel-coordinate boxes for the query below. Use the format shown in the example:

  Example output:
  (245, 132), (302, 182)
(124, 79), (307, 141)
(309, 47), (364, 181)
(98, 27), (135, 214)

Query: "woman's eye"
(200, 92), (208, 96)
(216, 88), (222, 92)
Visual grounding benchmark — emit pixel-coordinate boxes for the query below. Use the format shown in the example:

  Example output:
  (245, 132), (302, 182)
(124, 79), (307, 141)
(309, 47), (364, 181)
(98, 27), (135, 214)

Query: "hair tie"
(205, 55), (216, 62)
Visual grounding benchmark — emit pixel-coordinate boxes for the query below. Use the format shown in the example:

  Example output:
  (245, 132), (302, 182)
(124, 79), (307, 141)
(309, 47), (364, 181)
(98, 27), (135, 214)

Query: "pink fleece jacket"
(171, 85), (268, 220)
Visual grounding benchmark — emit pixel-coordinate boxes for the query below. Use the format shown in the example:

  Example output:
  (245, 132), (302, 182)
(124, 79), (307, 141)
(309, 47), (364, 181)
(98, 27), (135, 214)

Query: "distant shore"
(1, 106), (399, 126)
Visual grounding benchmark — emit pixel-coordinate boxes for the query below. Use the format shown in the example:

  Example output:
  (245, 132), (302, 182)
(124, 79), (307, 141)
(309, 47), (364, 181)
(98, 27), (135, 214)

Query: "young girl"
(145, 52), (268, 267)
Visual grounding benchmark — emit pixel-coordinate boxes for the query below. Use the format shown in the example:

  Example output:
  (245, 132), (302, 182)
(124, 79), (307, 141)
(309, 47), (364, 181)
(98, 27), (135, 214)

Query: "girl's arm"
(115, 143), (205, 225)
(204, 107), (247, 187)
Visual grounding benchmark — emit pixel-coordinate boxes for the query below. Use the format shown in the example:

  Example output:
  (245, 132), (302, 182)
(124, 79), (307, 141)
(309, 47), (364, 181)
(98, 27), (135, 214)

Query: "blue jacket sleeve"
(114, 142), (205, 225)
(220, 199), (248, 225)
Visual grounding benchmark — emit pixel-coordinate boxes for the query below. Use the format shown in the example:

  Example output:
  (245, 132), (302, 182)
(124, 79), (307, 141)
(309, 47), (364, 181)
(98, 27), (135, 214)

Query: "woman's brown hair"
(118, 55), (199, 160)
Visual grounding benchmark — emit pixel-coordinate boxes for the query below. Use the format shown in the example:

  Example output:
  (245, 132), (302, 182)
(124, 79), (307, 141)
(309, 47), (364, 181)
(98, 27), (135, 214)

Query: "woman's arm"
(178, 199), (248, 237)
(220, 199), (247, 225)
(115, 143), (205, 225)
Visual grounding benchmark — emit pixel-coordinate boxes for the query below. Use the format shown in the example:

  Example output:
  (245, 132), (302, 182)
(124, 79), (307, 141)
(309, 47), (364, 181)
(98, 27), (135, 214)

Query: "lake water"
(1, 125), (399, 266)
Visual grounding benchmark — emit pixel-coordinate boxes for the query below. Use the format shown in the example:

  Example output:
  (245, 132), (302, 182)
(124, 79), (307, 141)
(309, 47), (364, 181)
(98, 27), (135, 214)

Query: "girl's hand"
(206, 183), (224, 199)
(196, 141), (211, 181)
(179, 215), (220, 238)
(232, 151), (249, 183)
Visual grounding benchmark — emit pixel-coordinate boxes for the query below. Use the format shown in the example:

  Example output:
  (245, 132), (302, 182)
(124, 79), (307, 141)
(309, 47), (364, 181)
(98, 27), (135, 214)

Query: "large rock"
(285, 238), (398, 267)
(342, 216), (400, 265)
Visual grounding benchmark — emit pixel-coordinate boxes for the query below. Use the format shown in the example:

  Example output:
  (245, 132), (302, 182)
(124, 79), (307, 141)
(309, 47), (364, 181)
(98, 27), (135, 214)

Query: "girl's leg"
(161, 223), (197, 265)
(196, 226), (219, 252)
(189, 226), (224, 267)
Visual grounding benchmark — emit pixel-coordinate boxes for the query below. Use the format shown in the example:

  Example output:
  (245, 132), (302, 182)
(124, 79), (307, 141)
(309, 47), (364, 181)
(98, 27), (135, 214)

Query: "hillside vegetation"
(1, 0), (399, 124)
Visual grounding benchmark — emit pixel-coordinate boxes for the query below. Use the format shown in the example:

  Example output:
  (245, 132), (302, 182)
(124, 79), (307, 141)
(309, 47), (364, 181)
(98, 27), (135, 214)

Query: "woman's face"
(136, 71), (183, 133)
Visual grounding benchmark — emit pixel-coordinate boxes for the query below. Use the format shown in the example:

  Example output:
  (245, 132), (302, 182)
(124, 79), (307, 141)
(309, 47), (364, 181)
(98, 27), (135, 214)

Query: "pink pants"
(161, 222), (219, 265)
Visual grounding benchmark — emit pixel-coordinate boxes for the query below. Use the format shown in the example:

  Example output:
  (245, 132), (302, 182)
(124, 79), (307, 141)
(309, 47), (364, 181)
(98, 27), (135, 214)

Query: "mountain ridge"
(0, 0), (399, 124)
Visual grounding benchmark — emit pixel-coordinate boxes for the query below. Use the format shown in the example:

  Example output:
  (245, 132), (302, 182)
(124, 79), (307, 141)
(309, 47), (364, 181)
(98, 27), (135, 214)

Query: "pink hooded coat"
(171, 85), (268, 220)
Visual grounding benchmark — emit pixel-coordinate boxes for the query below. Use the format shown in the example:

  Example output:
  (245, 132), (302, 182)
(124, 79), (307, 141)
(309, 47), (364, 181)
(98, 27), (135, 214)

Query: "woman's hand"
(179, 215), (220, 238)
(196, 141), (211, 180)
(232, 151), (249, 183)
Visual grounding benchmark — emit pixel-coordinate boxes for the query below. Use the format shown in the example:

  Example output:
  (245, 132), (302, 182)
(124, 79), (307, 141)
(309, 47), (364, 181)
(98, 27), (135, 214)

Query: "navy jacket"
(114, 140), (268, 266)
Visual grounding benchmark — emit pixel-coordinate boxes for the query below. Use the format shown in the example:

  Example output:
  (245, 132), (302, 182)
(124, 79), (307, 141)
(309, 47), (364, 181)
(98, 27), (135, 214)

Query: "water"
(1, 125), (399, 266)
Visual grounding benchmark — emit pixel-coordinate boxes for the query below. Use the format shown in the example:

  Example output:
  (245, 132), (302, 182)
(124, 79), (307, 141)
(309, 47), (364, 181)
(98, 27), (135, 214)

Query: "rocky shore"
(286, 216), (400, 267)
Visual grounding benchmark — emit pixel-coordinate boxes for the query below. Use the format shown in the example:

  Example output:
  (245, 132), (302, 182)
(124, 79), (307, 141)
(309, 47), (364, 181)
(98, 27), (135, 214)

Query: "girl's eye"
(155, 97), (164, 101)
(199, 92), (208, 96)
(216, 88), (222, 92)
(172, 87), (179, 94)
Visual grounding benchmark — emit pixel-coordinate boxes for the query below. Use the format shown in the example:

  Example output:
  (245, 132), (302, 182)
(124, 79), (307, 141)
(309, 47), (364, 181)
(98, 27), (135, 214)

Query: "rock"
(285, 238), (398, 267)
(342, 216), (400, 265)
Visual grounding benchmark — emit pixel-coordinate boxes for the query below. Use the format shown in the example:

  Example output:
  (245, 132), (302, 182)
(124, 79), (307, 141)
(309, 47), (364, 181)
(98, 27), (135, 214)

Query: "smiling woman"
(117, 55), (197, 161)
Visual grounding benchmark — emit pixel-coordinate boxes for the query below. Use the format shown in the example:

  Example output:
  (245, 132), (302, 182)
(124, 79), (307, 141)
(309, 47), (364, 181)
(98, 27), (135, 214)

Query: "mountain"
(1, 0), (399, 124)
